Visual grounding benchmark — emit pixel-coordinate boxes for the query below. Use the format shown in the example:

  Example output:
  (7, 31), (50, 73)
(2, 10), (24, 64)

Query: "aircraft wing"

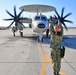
(20, 18), (32, 23)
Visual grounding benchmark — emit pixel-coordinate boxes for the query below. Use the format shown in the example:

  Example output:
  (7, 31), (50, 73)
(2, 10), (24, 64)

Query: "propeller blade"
(7, 21), (14, 28)
(5, 6), (25, 29)
(62, 22), (68, 30)
(18, 10), (24, 17)
(3, 18), (14, 21)
(18, 21), (25, 28)
(64, 20), (73, 23)
(64, 13), (72, 19)
(54, 10), (60, 19)
(6, 10), (14, 17)
(54, 7), (73, 31)
(14, 6), (17, 17)
(61, 7), (65, 17)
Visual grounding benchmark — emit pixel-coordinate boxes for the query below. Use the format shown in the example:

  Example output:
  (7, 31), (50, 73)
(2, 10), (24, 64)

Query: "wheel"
(37, 38), (43, 42)
(41, 38), (43, 42)
(29, 24), (32, 28)
(37, 38), (39, 42)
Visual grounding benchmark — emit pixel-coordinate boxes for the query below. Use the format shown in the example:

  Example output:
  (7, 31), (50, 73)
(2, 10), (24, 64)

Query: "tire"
(37, 38), (43, 42)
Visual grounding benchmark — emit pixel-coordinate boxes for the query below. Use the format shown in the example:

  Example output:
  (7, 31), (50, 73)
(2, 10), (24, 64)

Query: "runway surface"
(0, 28), (76, 75)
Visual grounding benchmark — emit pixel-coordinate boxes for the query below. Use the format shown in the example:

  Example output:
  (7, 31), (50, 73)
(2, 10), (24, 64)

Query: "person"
(50, 18), (63, 75)
(46, 28), (49, 37)
(49, 15), (58, 48)
(12, 26), (16, 36)
(18, 25), (23, 37)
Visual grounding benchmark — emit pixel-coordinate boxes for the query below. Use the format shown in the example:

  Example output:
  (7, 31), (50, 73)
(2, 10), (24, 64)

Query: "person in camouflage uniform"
(19, 25), (23, 37)
(12, 26), (17, 36)
(12, 25), (23, 37)
(49, 16), (63, 75)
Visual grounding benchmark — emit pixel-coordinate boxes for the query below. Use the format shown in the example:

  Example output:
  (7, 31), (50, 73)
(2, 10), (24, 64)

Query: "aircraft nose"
(38, 23), (45, 28)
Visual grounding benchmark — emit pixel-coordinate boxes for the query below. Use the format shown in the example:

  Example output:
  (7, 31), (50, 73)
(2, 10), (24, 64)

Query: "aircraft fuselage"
(32, 15), (49, 33)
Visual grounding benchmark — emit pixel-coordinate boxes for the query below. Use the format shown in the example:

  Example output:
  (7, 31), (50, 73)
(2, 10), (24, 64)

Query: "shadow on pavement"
(18, 34), (76, 50)
(63, 35), (76, 49)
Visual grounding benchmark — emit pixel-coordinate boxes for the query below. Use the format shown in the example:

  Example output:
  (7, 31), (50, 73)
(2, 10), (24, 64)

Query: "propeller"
(4, 6), (25, 28)
(55, 7), (73, 30)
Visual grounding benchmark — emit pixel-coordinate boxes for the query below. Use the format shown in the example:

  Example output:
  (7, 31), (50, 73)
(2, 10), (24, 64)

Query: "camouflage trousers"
(51, 48), (61, 75)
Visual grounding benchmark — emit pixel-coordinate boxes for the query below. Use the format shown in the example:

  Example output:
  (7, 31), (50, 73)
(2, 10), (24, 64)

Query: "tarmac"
(0, 28), (76, 75)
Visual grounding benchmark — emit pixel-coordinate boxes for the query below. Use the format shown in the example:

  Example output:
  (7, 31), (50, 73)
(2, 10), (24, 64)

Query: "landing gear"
(38, 32), (43, 42)
(29, 24), (32, 28)
(37, 38), (43, 42)
(37, 38), (39, 42)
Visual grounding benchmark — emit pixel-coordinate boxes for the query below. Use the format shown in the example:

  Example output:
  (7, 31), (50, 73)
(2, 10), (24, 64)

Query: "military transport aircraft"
(4, 4), (72, 42)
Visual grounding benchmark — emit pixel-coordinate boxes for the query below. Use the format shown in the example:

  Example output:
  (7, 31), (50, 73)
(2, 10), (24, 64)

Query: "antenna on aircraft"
(19, 4), (56, 13)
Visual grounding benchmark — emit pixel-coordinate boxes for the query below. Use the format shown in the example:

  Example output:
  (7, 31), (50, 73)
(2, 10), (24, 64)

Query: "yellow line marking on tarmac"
(39, 42), (65, 75)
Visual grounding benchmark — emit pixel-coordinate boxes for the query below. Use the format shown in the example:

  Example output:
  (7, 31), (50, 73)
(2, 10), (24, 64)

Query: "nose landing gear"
(37, 32), (43, 42)
(37, 38), (43, 42)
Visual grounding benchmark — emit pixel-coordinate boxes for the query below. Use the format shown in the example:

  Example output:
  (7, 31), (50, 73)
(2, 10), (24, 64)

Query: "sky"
(0, 0), (76, 27)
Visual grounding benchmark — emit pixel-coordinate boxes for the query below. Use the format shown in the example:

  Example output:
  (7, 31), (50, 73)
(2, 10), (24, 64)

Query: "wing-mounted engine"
(4, 6), (26, 29)
(4, 6), (29, 37)
(55, 7), (73, 30)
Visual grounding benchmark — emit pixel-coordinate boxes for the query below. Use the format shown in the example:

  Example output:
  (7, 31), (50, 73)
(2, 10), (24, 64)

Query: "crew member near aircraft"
(19, 26), (23, 37)
(49, 15), (58, 47)
(12, 26), (16, 36)
(50, 16), (65, 75)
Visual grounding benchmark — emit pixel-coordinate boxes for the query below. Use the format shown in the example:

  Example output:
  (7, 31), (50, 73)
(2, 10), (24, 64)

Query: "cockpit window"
(41, 16), (47, 21)
(35, 16), (40, 20)
(35, 16), (47, 21)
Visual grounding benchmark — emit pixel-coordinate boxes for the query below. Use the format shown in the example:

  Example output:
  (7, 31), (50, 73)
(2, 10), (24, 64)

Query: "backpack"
(60, 46), (65, 58)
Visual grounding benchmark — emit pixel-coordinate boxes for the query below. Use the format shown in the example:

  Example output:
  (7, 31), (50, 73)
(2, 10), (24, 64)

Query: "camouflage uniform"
(49, 19), (55, 47)
(18, 26), (23, 37)
(51, 33), (62, 75)
(50, 18), (63, 75)
(12, 26), (16, 36)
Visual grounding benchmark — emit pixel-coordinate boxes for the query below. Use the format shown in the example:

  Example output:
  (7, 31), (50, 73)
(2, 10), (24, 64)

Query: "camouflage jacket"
(49, 20), (63, 50)
(51, 34), (62, 50)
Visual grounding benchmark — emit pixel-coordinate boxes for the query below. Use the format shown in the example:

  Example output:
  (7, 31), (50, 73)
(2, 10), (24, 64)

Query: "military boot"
(54, 72), (56, 75)
(57, 72), (60, 75)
